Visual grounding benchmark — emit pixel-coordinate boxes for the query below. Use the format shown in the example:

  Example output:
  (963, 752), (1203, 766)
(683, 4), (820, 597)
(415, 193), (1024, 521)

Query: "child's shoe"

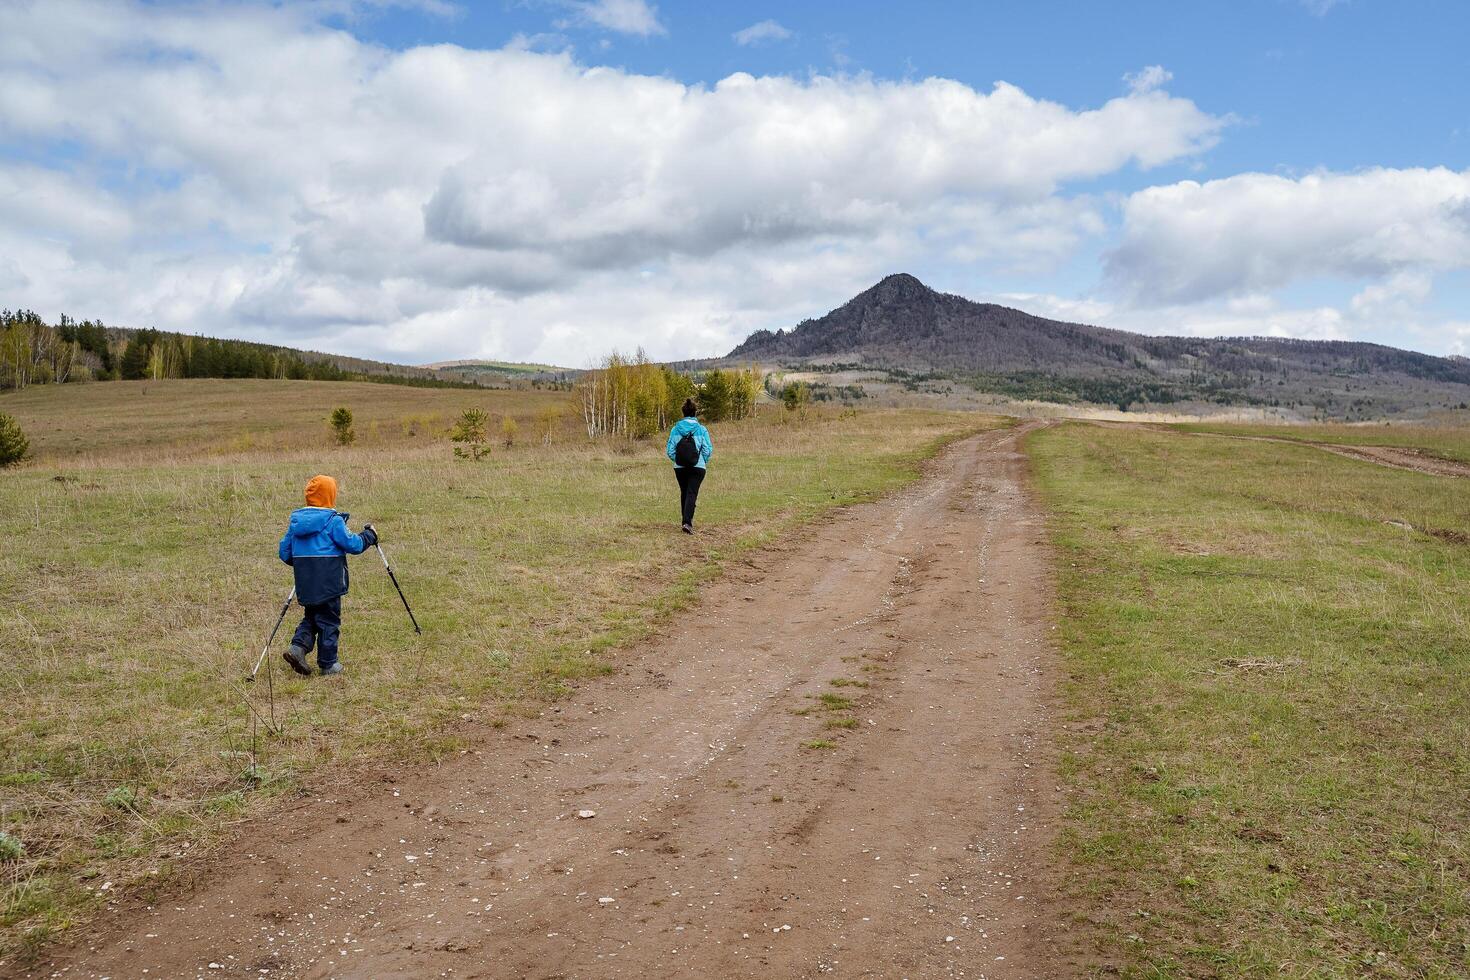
(282, 645), (312, 676)
(319, 661), (344, 676)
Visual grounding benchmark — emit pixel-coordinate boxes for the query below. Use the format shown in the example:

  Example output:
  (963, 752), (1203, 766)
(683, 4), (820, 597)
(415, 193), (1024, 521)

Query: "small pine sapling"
(329, 406), (355, 445)
(451, 408), (491, 460)
(0, 412), (28, 468)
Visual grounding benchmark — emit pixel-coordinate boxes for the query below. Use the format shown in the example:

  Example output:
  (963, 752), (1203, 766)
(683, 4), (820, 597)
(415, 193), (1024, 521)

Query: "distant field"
(0, 379), (994, 956)
(1029, 423), (1470, 976)
(427, 359), (570, 375)
(0, 379), (562, 462)
(1178, 417), (1470, 463)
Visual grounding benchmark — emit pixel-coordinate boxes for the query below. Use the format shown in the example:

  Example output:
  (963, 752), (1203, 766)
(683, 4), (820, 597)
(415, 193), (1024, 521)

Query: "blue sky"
(1, 0), (1468, 363)
(355, 1), (1468, 169)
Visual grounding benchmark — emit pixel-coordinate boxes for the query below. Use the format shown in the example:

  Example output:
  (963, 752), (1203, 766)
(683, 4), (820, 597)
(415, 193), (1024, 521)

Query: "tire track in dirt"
(25, 423), (1065, 980)
(1313, 442), (1470, 478)
(1104, 420), (1470, 478)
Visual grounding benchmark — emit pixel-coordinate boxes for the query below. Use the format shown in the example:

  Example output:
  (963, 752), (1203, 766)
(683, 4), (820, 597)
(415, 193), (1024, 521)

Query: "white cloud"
(1168, 304), (1349, 341)
(1300, 0), (1347, 16)
(554, 0), (665, 37)
(987, 291), (1116, 326)
(733, 19), (793, 46)
(995, 290), (1365, 345)
(1123, 65), (1173, 94)
(418, 71), (1220, 280)
(1107, 168), (1470, 305)
(1350, 271), (1433, 318)
(0, 0), (1226, 363)
(1441, 323), (1470, 356)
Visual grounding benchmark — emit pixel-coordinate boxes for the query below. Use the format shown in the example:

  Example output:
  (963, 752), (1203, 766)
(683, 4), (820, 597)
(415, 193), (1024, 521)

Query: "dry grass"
(0, 379), (995, 959)
(0, 378), (558, 464)
(1028, 422), (1470, 977)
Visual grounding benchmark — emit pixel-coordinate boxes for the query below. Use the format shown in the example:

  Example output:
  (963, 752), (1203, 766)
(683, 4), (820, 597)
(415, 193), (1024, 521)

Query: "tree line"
(577, 351), (762, 439)
(0, 310), (477, 391)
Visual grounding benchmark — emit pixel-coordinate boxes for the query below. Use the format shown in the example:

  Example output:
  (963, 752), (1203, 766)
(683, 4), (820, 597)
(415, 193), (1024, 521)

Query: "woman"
(665, 398), (713, 534)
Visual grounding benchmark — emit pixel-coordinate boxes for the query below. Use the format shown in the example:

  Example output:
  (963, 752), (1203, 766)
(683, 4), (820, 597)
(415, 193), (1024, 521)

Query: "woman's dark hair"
(682, 399), (698, 418)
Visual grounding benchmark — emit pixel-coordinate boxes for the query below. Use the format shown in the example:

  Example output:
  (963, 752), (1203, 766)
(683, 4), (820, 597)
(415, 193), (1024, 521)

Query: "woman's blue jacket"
(665, 417), (713, 469)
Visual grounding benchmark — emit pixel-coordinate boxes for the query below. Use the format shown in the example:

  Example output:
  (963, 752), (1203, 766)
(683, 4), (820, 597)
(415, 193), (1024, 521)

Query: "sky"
(1, 0), (1468, 366)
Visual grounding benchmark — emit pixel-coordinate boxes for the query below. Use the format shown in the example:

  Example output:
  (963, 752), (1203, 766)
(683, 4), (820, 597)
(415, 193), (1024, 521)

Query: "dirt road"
(29, 424), (1064, 979)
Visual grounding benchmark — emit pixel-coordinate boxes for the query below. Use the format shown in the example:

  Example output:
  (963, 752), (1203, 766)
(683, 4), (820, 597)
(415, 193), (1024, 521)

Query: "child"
(277, 474), (377, 676)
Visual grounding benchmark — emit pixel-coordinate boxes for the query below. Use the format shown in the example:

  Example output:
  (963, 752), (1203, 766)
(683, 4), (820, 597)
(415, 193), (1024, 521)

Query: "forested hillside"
(0, 310), (473, 391)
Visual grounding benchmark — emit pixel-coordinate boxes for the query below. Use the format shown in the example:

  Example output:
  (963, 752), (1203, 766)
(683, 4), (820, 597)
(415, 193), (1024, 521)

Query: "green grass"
(816, 693), (855, 711)
(1027, 422), (1470, 977)
(1177, 417), (1470, 463)
(0, 379), (994, 955)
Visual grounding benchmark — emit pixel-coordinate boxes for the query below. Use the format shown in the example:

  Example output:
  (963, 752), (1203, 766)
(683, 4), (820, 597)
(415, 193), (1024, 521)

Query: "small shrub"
(0, 830), (24, 861)
(451, 408), (490, 460)
(329, 406), (355, 445)
(0, 412), (29, 467)
(802, 738), (837, 750)
(501, 415), (519, 448)
(104, 786), (141, 813)
(782, 381), (812, 413)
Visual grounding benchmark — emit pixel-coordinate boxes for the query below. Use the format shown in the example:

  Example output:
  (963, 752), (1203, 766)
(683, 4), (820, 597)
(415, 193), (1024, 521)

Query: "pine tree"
(700, 369), (732, 422)
(119, 331), (155, 380)
(451, 408), (490, 459)
(329, 406), (355, 445)
(0, 412), (29, 468)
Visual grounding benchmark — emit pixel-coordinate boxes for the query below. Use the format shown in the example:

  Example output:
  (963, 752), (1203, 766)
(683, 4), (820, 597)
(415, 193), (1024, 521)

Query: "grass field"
(1028, 422), (1470, 977)
(1179, 417), (1470, 463)
(0, 378), (549, 463)
(0, 380), (995, 957)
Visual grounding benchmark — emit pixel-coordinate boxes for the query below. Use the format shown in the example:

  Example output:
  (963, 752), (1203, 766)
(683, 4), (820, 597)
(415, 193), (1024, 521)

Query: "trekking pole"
(368, 526), (421, 634)
(246, 586), (296, 683)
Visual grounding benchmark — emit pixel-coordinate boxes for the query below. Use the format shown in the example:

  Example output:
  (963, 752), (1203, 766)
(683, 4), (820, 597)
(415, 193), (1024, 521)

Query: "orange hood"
(304, 474), (338, 509)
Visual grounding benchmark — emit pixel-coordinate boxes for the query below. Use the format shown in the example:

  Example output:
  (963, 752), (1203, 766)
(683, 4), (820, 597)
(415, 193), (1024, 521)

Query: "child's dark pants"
(674, 466), (705, 526)
(291, 597), (342, 668)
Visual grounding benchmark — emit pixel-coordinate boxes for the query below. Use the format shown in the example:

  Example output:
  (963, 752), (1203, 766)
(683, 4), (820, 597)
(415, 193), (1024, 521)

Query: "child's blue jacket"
(278, 507), (370, 604)
(665, 417), (713, 469)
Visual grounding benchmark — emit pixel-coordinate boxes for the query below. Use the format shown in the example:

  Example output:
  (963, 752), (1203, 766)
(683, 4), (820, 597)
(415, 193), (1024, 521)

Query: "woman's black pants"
(674, 466), (705, 526)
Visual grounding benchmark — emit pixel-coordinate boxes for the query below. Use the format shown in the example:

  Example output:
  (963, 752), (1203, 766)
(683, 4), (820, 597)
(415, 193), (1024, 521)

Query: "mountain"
(727, 274), (1470, 416)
